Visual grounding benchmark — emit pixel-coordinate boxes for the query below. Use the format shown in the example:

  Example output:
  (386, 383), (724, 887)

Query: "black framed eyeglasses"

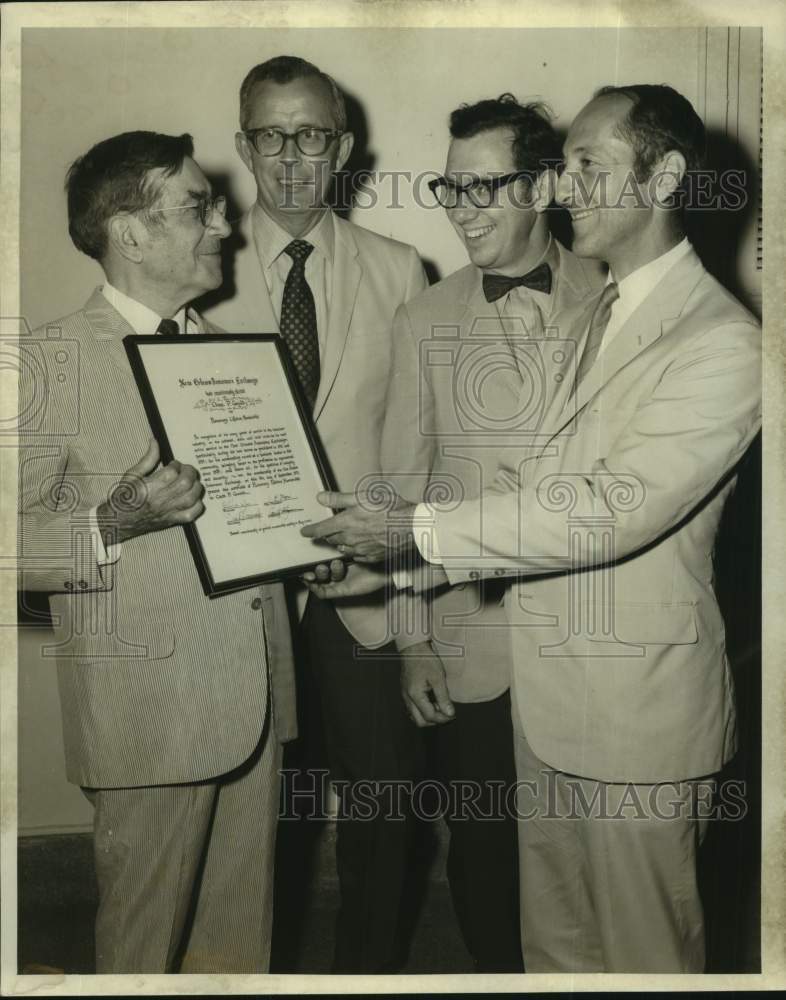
(243, 127), (344, 157)
(148, 194), (227, 227)
(428, 171), (533, 208)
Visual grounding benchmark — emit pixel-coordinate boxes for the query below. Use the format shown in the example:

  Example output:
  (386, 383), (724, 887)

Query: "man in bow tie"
(303, 84), (761, 972)
(376, 94), (603, 972)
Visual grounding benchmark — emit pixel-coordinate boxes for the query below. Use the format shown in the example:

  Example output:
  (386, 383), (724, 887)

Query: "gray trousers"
(84, 727), (281, 974)
(513, 716), (713, 973)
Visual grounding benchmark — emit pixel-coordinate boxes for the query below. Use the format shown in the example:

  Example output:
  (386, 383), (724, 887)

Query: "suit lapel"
(241, 210), (279, 333)
(80, 289), (161, 430)
(459, 268), (493, 335)
(458, 272), (545, 429)
(531, 244), (603, 436)
(569, 297), (662, 416)
(545, 248), (707, 442)
(313, 215), (361, 419)
(192, 310), (210, 334)
(534, 293), (599, 440)
(551, 240), (600, 316)
(83, 287), (139, 376)
(460, 258), (592, 436)
(461, 269), (522, 368)
(494, 243), (600, 430)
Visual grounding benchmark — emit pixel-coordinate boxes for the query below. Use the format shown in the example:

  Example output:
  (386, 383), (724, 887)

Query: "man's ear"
(335, 131), (355, 173)
(532, 167), (557, 214)
(651, 150), (687, 207)
(107, 214), (144, 264)
(235, 131), (254, 174)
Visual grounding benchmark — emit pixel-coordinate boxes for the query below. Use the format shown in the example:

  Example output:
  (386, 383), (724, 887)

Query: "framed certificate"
(124, 333), (342, 596)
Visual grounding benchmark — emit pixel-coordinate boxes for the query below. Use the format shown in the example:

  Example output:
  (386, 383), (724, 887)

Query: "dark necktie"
(156, 318), (180, 336)
(280, 240), (320, 408)
(572, 282), (620, 393)
(482, 261), (552, 303)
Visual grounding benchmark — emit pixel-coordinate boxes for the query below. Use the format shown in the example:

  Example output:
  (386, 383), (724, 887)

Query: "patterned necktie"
(572, 282), (620, 393)
(156, 318), (180, 335)
(482, 262), (552, 303)
(280, 240), (320, 408)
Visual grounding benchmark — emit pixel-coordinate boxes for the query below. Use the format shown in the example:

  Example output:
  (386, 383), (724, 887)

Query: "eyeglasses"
(243, 127), (344, 157)
(428, 171), (533, 209)
(148, 194), (227, 227)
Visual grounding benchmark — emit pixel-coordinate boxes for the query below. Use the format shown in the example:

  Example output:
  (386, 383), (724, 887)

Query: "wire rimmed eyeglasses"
(148, 194), (227, 227)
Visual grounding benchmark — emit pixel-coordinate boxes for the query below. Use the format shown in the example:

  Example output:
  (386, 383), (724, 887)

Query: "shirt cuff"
(412, 502), (444, 565)
(89, 505), (122, 566)
(392, 503), (445, 589)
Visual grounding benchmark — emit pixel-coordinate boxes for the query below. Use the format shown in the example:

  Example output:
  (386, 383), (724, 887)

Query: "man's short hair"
(239, 55), (347, 132)
(449, 94), (561, 180)
(594, 84), (706, 182)
(66, 130), (194, 261)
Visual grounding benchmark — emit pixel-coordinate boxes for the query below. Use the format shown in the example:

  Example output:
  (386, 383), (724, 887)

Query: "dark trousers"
(288, 595), (425, 973)
(431, 690), (524, 972)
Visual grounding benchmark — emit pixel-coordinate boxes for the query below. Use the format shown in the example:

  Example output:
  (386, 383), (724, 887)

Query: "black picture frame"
(124, 333), (340, 597)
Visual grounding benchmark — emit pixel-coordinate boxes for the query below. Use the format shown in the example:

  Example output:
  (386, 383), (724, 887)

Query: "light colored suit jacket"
(423, 248), (761, 780)
(205, 209), (428, 648)
(17, 290), (295, 788)
(381, 242), (604, 701)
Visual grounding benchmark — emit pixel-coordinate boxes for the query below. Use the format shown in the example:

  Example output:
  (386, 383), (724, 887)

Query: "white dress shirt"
(250, 205), (334, 357)
(598, 237), (691, 358)
(101, 282), (196, 337)
(497, 234), (558, 324)
(403, 238), (695, 579)
(89, 283), (199, 565)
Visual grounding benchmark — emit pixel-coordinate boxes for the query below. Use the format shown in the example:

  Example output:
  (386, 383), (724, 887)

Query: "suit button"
(251, 597), (263, 610)
(64, 581), (73, 591)
(469, 570), (480, 581)
(78, 580), (89, 589)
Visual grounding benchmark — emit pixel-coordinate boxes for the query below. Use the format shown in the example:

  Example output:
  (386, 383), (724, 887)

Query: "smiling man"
(205, 56), (428, 974)
(303, 84), (762, 972)
(17, 131), (295, 973)
(377, 94), (602, 972)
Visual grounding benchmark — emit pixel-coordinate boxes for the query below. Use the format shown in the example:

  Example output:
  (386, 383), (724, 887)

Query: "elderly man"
(204, 56), (428, 973)
(379, 93), (602, 971)
(17, 131), (295, 973)
(303, 84), (761, 973)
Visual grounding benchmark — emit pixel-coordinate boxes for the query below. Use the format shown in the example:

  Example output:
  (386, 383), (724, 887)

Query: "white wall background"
(21, 26), (761, 327)
(17, 25), (762, 833)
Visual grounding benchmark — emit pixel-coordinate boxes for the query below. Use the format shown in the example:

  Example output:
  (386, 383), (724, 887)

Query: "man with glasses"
(17, 130), (295, 973)
(303, 84), (762, 973)
(204, 56), (428, 974)
(374, 94), (602, 972)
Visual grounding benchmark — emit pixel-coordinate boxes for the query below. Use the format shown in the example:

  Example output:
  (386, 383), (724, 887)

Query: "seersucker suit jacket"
(205, 209), (428, 649)
(17, 289), (295, 788)
(381, 241), (604, 701)
(417, 248), (761, 782)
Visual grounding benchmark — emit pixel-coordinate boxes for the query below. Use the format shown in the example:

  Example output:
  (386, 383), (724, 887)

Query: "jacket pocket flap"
(56, 626), (177, 661)
(589, 603), (698, 645)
